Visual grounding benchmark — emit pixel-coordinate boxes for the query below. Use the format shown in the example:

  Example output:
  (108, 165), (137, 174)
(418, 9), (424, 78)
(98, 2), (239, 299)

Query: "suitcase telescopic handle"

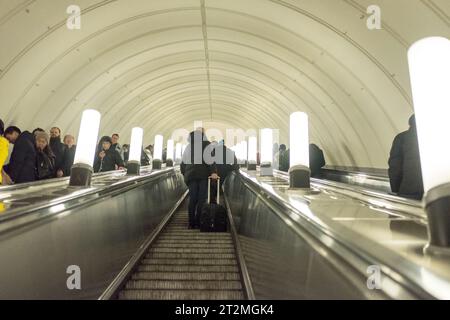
(207, 177), (220, 204)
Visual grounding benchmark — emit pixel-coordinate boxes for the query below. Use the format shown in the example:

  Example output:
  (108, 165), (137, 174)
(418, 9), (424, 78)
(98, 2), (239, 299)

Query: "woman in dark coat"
(35, 132), (56, 180)
(94, 136), (125, 173)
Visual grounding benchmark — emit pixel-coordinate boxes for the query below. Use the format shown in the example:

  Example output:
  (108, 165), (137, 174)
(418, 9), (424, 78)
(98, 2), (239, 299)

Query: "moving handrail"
(0, 167), (176, 231)
(273, 169), (425, 220)
(0, 166), (187, 299)
(234, 170), (450, 300)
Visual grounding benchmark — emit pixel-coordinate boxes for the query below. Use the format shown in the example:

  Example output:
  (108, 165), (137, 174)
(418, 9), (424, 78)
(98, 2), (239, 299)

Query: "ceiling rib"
(200, 0), (213, 120)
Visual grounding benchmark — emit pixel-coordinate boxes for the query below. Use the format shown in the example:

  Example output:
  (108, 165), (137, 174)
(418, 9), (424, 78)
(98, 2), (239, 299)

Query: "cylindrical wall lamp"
(260, 128), (273, 176)
(166, 139), (174, 167)
(247, 136), (257, 171)
(175, 142), (182, 164)
(70, 109), (101, 187)
(153, 134), (163, 170)
(241, 140), (248, 167)
(289, 112), (311, 188)
(127, 127), (143, 175)
(408, 36), (450, 254)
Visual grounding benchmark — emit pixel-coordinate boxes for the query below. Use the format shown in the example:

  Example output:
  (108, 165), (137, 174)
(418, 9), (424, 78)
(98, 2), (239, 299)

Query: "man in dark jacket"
(388, 115), (424, 200)
(94, 136), (125, 173)
(181, 130), (218, 229)
(4, 126), (37, 184)
(214, 141), (239, 181)
(50, 127), (66, 178)
(309, 144), (326, 177)
(62, 134), (76, 176)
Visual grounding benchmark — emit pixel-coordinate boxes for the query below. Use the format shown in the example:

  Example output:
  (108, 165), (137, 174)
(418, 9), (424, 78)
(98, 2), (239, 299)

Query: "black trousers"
(188, 179), (208, 227)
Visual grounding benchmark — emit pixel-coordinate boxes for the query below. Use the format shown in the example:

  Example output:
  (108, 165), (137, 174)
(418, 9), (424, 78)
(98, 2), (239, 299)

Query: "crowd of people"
(1, 115), (423, 200)
(0, 119), (153, 185)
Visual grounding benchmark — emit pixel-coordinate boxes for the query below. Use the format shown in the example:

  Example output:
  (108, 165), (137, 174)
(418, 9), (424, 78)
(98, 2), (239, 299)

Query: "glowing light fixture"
(260, 128), (273, 176)
(242, 140), (248, 164)
(127, 127), (143, 175)
(408, 36), (450, 254)
(166, 139), (174, 167)
(175, 143), (182, 164)
(247, 136), (257, 171)
(153, 135), (163, 170)
(70, 109), (101, 187)
(289, 112), (311, 188)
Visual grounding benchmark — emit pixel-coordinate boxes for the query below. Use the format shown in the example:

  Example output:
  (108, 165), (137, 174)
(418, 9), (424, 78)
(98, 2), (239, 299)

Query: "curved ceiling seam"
(420, 0), (450, 27)
(267, 0), (414, 106)
(113, 83), (315, 138)
(207, 24), (397, 139)
(1, 8), (380, 162)
(34, 40), (203, 125)
(100, 71), (339, 154)
(6, 26), (203, 121)
(72, 55), (367, 164)
(100, 66), (209, 120)
(342, 0), (410, 47)
(87, 59), (207, 113)
(0, 0), (37, 27)
(117, 88), (337, 160)
(30, 31), (346, 130)
(0, 0), (119, 80)
(104, 62), (351, 157)
(45, 44), (349, 150)
(142, 101), (331, 161)
(205, 7), (415, 125)
(210, 58), (374, 162)
(114, 87), (298, 135)
(140, 97), (326, 147)
(9, 7), (396, 141)
(8, 14), (395, 157)
(96, 65), (299, 126)
(101, 76), (289, 130)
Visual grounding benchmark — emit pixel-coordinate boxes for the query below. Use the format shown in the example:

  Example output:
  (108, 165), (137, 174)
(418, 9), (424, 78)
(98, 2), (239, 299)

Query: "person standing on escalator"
(94, 136), (125, 173)
(181, 130), (218, 229)
(388, 115), (424, 200)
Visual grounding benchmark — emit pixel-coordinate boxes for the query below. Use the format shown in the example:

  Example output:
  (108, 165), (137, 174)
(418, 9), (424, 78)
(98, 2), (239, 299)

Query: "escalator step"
(155, 239), (233, 244)
(147, 253), (236, 259)
(158, 236), (232, 240)
(137, 264), (240, 273)
(141, 258), (237, 265)
(125, 280), (243, 290)
(119, 289), (244, 300)
(152, 243), (235, 249)
(149, 247), (236, 254)
(160, 233), (232, 237)
(132, 272), (241, 281)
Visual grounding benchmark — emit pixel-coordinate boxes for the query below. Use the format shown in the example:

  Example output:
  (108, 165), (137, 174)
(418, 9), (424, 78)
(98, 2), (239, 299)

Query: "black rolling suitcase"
(200, 177), (227, 232)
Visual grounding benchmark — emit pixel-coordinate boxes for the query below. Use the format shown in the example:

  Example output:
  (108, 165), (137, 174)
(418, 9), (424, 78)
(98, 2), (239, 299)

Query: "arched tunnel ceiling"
(0, 0), (449, 167)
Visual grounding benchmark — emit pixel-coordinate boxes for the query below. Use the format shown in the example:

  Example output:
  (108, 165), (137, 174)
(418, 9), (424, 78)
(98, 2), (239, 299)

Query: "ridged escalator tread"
(119, 208), (244, 300)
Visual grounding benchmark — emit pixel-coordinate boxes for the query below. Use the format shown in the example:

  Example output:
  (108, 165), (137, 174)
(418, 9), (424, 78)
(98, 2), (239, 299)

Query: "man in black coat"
(50, 127), (66, 178)
(214, 141), (239, 181)
(309, 144), (326, 177)
(388, 115), (424, 200)
(4, 126), (37, 184)
(181, 130), (218, 229)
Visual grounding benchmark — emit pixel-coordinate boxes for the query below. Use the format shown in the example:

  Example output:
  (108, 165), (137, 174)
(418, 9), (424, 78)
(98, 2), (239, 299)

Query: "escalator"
(118, 200), (245, 300)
